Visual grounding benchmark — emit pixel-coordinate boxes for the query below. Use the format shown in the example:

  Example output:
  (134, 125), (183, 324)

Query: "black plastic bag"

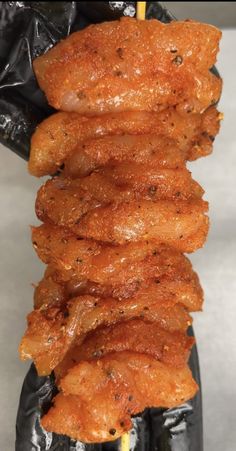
(0, 3), (202, 450)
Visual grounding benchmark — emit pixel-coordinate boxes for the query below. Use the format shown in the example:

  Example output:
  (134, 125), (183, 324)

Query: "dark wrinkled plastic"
(16, 328), (202, 451)
(0, 1), (83, 159)
(0, 2), (203, 450)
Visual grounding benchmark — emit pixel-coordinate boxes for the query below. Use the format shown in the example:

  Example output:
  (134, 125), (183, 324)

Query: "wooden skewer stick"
(137, 1), (147, 20)
(120, 430), (130, 451)
(120, 3), (146, 451)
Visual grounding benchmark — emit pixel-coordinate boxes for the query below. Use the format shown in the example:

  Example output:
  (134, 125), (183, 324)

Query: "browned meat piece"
(33, 266), (67, 309)
(35, 263), (203, 313)
(64, 135), (188, 178)
(20, 286), (193, 375)
(33, 198), (208, 252)
(20, 14), (222, 443)
(42, 352), (198, 442)
(33, 17), (221, 115)
(29, 107), (221, 177)
(55, 319), (194, 379)
(75, 199), (209, 251)
(36, 169), (203, 230)
(31, 225), (203, 303)
(63, 108), (220, 176)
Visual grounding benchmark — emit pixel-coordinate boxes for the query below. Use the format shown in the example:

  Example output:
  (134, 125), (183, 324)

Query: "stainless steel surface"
(0, 29), (235, 451)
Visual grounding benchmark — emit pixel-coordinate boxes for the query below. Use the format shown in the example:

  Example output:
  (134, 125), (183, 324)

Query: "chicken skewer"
(19, 3), (222, 445)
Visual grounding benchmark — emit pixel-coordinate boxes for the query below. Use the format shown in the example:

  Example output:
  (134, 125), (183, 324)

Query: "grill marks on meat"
(20, 17), (222, 443)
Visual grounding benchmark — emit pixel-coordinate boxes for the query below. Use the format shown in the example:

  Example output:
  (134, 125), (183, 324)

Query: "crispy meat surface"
(31, 225), (203, 299)
(20, 287), (193, 375)
(29, 107), (220, 177)
(74, 199), (209, 250)
(64, 135), (187, 178)
(20, 15), (222, 442)
(33, 199), (209, 252)
(55, 319), (195, 380)
(33, 17), (221, 115)
(34, 266), (203, 312)
(63, 106), (220, 178)
(34, 266), (67, 309)
(20, 298), (82, 376)
(42, 352), (198, 442)
(36, 169), (203, 230)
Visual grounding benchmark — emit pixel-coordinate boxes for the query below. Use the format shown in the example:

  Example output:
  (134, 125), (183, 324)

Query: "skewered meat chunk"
(34, 263), (203, 312)
(31, 224), (203, 303)
(33, 266), (67, 309)
(20, 15), (222, 443)
(29, 106), (221, 177)
(75, 199), (208, 250)
(33, 198), (208, 252)
(33, 17), (221, 115)
(42, 352), (198, 443)
(36, 168), (203, 229)
(20, 287), (193, 376)
(55, 319), (195, 379)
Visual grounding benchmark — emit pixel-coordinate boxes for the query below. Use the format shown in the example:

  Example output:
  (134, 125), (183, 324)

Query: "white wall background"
(165, 2), (236, 27)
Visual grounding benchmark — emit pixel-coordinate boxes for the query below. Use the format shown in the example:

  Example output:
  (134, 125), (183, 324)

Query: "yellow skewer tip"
(137, 1), (146, 20)
(120, 431), (130, 451)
